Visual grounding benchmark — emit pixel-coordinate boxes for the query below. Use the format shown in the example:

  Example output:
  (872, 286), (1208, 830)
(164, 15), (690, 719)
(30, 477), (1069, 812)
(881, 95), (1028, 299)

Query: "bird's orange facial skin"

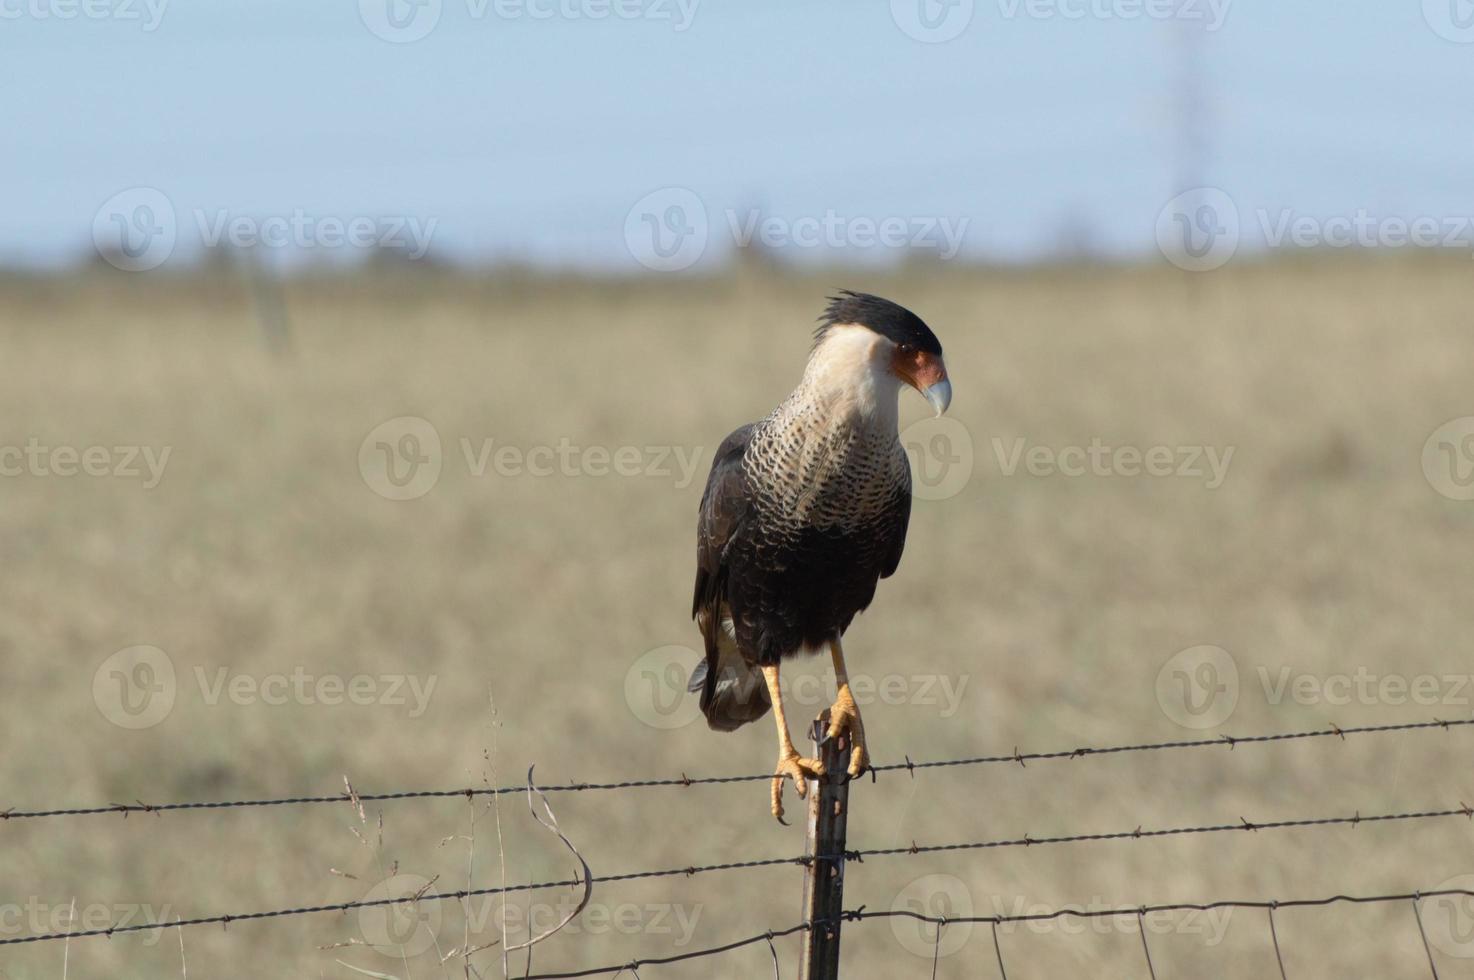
(890, 346), (947, 392)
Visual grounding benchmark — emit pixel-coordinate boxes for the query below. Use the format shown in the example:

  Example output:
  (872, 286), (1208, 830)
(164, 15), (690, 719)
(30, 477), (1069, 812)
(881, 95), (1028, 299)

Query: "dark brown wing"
(878, 463), (912, 579)
(687, 424), (773, 729)
(691, 423), (756, 624)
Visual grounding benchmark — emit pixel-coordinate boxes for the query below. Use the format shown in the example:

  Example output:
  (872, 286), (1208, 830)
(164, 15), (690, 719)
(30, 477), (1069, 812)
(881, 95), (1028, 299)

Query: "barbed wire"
(5, 798), (1472, 947)
(4, 717), (1468, 821)
(521, 888), (1474, 979)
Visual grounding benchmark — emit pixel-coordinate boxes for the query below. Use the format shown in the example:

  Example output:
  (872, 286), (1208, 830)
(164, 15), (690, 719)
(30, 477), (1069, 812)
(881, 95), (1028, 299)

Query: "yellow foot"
(770, 751), (825, 824)
(825, 700), (870, 778)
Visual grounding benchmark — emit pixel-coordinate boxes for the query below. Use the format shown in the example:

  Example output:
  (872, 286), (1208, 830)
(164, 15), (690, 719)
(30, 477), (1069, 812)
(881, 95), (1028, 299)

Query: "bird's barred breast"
(742, 402), (909, 531)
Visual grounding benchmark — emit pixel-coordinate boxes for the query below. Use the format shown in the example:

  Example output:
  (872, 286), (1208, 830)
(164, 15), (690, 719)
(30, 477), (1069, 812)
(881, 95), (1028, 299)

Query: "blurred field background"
(3, 253), (1474, 978)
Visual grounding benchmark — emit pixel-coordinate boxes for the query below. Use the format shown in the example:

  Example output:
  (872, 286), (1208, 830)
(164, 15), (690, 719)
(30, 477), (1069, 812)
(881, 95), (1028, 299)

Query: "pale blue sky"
(2, 0), (1471, 271)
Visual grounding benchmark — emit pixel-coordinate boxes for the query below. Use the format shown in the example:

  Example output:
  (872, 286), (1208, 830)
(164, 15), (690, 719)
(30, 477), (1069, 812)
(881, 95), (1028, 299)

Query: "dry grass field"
(3, 254), (1474, 978)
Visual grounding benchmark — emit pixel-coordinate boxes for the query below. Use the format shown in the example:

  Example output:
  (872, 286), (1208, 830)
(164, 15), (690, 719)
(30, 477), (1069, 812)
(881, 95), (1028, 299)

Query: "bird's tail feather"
(690, 608), (770, 732)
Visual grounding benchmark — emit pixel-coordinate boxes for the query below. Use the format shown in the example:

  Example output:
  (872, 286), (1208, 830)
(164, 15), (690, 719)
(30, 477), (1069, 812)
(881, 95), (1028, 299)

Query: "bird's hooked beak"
(893, 347), (951, 417)
(922, 376), (952, 417)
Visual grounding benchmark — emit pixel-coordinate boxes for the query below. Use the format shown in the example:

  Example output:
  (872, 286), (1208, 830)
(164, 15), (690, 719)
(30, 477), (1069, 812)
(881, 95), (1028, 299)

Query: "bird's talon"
(770, 752), (823, 822)
(826, 698), (869, 779)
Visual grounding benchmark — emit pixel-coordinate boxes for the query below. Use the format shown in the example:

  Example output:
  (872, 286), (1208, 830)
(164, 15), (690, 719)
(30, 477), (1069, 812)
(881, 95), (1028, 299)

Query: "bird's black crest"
(815, 290), (942, 355)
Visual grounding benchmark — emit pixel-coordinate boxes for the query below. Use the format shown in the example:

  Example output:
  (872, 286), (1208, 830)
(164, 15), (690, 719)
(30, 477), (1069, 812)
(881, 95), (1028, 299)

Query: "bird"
(688, 291), (950, 822)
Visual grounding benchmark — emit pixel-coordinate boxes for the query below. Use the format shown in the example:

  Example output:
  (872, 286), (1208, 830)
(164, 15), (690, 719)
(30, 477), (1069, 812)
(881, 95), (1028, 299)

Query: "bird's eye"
(897, 343), (915, 355)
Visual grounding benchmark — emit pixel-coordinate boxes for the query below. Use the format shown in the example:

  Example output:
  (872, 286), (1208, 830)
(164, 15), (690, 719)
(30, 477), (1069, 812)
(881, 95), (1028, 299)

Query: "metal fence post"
(800, 708), (851, 980)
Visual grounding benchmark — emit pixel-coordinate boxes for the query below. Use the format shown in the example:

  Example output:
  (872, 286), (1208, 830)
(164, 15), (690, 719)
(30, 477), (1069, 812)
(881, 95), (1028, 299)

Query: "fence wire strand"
(4, 717), (1468, 821)
(5, 797), (1472, 947)
(519, 888), (1474, 980)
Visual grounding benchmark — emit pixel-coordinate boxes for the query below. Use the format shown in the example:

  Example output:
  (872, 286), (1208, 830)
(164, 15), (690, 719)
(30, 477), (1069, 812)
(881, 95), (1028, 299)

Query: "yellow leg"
(762, 663), (824, 823)
(826, 637), (870, 778)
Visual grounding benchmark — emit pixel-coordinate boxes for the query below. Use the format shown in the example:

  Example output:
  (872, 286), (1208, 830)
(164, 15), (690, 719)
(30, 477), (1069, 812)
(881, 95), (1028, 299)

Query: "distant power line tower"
(1169, 5), (1211, 198)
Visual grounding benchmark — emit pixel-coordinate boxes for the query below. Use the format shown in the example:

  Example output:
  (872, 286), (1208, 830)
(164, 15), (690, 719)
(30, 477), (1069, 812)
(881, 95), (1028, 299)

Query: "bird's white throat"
(799, 324), (903, 430)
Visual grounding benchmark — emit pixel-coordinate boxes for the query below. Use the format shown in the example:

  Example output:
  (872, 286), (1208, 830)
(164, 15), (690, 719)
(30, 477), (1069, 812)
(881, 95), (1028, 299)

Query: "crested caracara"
(689, 291), (950, 821)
